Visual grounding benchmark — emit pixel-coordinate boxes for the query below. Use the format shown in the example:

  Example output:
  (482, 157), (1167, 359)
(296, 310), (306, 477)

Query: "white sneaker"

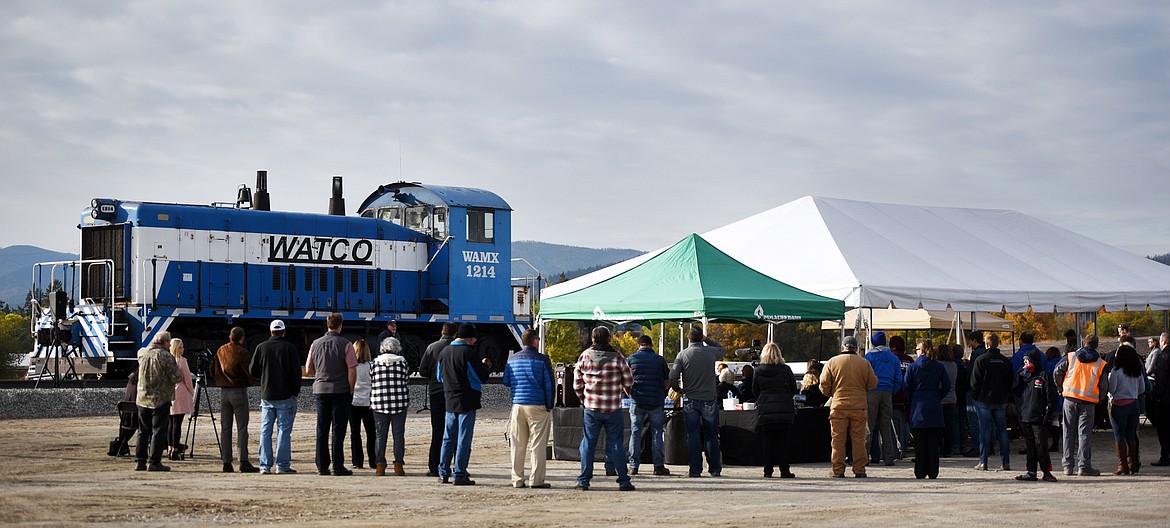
(259, 467), (271, 474)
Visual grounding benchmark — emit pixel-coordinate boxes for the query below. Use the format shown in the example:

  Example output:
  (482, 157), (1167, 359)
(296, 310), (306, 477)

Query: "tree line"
(541, 309), (1170, 368)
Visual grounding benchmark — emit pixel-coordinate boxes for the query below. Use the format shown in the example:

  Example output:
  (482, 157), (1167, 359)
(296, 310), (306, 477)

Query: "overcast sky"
(2, 1), (1167, 257)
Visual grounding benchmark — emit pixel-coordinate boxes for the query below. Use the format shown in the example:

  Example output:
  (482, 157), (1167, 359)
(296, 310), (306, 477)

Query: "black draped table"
(551, 405), (830, 465)
(716, 406), (831, 465)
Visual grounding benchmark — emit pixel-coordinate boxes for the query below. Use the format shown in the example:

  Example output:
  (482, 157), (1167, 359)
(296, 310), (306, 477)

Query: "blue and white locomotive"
(30, 172), (537, 378)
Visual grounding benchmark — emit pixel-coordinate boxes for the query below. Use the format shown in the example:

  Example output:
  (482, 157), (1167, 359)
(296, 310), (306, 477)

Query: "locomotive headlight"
(90, 199), (117, 220)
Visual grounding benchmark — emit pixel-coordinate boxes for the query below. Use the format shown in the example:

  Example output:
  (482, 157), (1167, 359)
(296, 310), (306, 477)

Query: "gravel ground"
(1, 411), (1169, 527)
(0, 384), (514, 419)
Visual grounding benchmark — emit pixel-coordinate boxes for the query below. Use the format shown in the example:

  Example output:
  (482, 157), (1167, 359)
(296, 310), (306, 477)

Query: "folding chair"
(108, 401), (138, 457)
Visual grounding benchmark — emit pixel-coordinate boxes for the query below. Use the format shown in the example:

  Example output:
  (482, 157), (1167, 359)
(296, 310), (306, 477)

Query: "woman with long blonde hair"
(349, 339), (376, 470)
(169, 338), (194, 460)
(753, 343), (798, 478)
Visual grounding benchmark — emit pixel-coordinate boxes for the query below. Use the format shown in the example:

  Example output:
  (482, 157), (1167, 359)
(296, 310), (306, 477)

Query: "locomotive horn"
(328, 176), (345, 216)
(254, 170), (271, 211)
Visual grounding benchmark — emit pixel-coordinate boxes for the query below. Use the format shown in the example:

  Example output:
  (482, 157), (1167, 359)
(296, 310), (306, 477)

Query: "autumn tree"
(1093, 309), (1168, 338)
(0, 313), (32, 379)
(1000, 309), (1060, 341)
(543, 320), (588, 365)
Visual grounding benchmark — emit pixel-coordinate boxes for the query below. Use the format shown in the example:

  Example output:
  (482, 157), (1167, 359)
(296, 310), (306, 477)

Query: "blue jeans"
(374, 411), (408, 464)
(628, 405), (666, 469)
(439, 410), (476, 480)
(957, 400), (972, 452)
(966, 400), (981, 453)
(578, 409), (630, 486)
(259, 397), (298, 472)
(975, 401), (1009, 466)
(681, 398), (721, 476)
(1109, 401), (1141, 442)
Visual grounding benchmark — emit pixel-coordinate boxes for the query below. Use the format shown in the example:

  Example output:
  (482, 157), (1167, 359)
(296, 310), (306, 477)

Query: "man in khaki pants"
(821, 336), (879, 478)
(502, 329), (556, 488)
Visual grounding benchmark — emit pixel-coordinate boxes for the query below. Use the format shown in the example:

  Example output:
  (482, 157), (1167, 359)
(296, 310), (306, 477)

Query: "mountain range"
(0, 242), (642, 308)
(0, 245), (79, 308)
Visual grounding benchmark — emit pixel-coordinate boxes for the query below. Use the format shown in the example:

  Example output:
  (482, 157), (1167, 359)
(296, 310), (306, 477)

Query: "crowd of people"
(807, 327), (1170, 482)
(126, 315), (1170, 489)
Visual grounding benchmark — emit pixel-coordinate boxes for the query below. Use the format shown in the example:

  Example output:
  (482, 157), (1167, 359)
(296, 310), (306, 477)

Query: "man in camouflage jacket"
(136, 331), (182, 472)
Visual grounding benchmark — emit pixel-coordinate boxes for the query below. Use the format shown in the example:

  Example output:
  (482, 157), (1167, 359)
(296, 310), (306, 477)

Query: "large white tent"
(543, 196), (1170, 313)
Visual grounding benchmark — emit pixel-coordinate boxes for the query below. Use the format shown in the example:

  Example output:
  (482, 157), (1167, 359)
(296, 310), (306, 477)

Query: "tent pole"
(867, 307), (874, 345)
(679, 322), (685, 352)
(659, 323), (665, 356)
(538, 319), (547, 355)
(767, 323), (774, 344)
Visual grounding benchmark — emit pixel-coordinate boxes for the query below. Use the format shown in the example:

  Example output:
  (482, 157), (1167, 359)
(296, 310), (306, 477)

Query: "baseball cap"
(270, 319), (286, 332)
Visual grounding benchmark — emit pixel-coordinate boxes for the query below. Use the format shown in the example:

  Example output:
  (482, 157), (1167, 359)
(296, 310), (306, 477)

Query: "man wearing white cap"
(249, 319), (303, 474)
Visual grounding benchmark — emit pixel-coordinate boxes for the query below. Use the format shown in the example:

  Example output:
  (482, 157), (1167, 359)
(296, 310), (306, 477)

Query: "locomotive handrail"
(29, 259), (115, 336)
(510, 258), (540, 281)
(139, 256), (170, 318)
(422, 235), (455, 272)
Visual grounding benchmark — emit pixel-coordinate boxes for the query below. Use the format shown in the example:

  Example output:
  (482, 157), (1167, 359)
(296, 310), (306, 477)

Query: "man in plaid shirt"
(573, 326), (635, 491)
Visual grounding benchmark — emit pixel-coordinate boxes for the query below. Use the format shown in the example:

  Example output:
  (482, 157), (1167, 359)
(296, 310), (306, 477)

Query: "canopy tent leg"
(767, 323), (774, 344)
(538, 319), (547, 355)
(679, 322), (685, 352)
(970, 311), (978, 348)
(849, 309), (865, 340)
(659, 323), (665, 356)
(866, 307), (874, 344)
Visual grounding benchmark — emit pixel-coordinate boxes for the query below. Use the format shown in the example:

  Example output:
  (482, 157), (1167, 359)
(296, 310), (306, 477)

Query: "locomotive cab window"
(404, 205), (430, 235)
(467, 209), (494, 243)
(378, 207), (403, 226)
(433, 207), (448, 239)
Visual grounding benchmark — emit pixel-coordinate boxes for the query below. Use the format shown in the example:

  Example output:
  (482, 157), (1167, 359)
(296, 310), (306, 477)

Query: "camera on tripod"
(189, 348), (215, 377)
(733, 339), (763, 361)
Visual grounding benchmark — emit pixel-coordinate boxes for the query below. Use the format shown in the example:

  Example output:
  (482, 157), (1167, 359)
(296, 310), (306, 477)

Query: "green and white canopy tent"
(538, 234), (846, 350)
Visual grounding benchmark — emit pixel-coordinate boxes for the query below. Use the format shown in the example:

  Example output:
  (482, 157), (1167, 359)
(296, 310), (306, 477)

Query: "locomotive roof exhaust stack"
(328, 176), (345, 216)
(254, 170), (271, 211)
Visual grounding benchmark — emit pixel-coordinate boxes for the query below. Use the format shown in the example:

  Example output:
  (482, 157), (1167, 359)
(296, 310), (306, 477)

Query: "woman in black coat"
(753, 343), (798, 478)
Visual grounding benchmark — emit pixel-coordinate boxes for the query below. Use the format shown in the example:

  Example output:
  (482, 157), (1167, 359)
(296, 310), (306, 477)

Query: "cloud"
(0, 1), (1167, 257)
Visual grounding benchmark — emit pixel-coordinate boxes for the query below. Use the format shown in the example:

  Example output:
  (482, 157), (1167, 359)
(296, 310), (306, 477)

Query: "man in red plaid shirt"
(573, 326), (635, 491)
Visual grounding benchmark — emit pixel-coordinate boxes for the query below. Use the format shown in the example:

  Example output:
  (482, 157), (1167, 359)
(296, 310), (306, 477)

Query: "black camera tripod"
(184, 371), (221, 458)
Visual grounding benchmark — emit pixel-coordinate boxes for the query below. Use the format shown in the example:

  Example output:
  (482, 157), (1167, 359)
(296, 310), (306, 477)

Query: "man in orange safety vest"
(1053, 334), (1109, 476)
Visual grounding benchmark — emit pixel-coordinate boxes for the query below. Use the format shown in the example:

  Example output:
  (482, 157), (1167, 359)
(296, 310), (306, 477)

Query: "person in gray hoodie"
(1053, 334), (1109, 476)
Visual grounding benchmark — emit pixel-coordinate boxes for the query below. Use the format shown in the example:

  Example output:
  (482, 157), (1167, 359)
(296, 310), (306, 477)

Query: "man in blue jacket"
(1012, 332), (1045, 374)
(627, 335), (671, 476)
(865, 331), (902, 466)
(437, 323), (491, 485)
(502, 329), (555, 489)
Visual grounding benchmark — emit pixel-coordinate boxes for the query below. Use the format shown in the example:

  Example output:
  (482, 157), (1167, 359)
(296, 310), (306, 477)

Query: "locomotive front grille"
(81, 224), (125, 301)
